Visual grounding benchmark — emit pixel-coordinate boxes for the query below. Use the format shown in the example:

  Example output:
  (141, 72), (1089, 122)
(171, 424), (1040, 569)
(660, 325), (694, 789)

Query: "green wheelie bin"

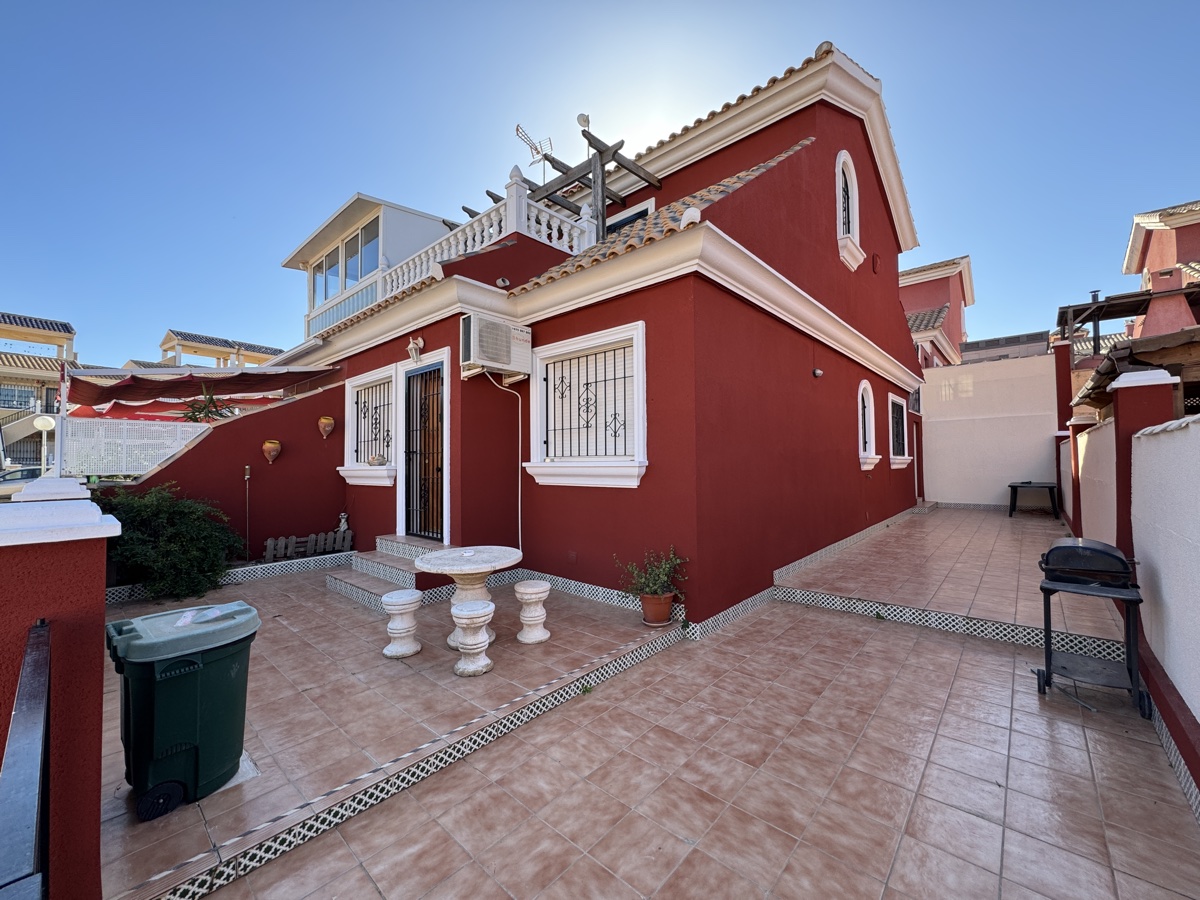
(106, 600), (261, 821)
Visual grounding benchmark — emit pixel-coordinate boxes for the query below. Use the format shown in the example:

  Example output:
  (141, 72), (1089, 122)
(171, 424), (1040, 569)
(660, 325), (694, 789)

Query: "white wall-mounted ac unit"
(461, 313), (532, 376)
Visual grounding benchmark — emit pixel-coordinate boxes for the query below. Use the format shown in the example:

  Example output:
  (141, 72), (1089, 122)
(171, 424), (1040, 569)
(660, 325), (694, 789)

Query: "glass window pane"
(360, 217), (379, 275)
(345, 234), (360, 287)
(311, 259), (324, 308)
(891, 401), (905, 456)
(324, 247), (340, 301)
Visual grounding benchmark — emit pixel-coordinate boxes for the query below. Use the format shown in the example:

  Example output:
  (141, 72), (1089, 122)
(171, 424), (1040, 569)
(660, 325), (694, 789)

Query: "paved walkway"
(204, 600), (1200, 899)
(777, 508), (1125, 641)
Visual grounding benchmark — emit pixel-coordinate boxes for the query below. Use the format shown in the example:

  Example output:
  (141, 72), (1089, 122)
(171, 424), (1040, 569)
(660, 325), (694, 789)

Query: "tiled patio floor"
(201, 601), (1200, 899)
(100, 572), (660, 898)
(776, 508), (1125, 642)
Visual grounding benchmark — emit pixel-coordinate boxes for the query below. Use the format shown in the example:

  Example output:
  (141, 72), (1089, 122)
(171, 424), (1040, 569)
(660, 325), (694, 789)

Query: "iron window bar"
(544, 345), (632, 459)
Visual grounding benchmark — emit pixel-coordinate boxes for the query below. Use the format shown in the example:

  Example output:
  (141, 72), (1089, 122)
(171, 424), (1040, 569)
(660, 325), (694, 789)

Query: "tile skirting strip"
(773, 586), (1125, 662)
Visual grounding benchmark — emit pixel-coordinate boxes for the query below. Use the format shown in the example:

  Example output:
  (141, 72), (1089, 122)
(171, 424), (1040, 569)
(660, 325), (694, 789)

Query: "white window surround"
(888, 391), (912, 468)
(857, 380), (880, 471)
(835, 150), (865, 272)
(340, 363), (397, 487)
(525, 321), (647, 488)
(338, 348), (453, 543)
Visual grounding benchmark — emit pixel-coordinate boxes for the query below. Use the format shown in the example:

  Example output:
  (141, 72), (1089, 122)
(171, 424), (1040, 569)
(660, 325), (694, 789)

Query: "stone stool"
(514, 580), (551, 644)
(381, 589), (422, 658)
(451, 600), (495, 676)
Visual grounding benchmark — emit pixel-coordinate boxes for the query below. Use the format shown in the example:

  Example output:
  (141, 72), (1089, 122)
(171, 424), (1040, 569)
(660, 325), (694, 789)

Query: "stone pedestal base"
(514, 579), (551, 644)
(451, 600), (495, 676)
(381, 589), (422, 658)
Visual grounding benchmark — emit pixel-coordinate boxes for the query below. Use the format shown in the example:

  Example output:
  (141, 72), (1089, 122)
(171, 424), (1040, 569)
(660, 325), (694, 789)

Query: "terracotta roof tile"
(511, 137), (816, 296)
(1135, 200), (1200, 219)
(906, 305), (949, 334)
(631, 44), (850, 161)
(0, 312), (75, 335)
(899, 257), (968, 279)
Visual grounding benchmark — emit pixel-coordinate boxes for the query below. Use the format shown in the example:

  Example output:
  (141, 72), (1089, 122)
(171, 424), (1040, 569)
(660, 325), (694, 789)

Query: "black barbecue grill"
(1036, 537), (1151, 718)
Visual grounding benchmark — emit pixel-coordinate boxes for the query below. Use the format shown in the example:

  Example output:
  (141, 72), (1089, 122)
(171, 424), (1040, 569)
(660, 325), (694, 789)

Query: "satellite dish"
(577, 113), (590, 129)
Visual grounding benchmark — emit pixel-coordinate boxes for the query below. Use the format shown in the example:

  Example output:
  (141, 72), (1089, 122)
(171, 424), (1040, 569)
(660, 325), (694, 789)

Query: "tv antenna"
(515, 124), (552, 180)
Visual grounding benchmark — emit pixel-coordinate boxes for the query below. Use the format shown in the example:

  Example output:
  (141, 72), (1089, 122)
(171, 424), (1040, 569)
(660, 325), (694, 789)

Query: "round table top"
(414, 545), (522, 575)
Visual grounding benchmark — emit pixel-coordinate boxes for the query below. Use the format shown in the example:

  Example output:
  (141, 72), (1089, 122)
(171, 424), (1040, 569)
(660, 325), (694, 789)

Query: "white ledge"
(859, 454), (882, 471)
(838, 234), (866, 272)
(0, 480), (121, 546)
(338, 465), (397, 487)
(523, 460), (647, 488)
(890, 456), (913, 469)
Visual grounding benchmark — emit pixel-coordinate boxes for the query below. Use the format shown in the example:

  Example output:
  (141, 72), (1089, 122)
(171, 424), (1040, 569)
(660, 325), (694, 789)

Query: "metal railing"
(0, 622), (50, 899)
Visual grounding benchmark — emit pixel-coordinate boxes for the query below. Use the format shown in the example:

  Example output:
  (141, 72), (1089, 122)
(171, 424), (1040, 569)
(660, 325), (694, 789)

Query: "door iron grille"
(405, 366), (443, 540)
(545, 345), (632, 458)
(354, 381), (392, 464)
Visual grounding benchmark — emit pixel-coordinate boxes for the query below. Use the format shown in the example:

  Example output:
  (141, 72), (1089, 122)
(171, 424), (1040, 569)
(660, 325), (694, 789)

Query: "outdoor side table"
(1008, 481), (1060, 519)
(414, 546), (522, 649)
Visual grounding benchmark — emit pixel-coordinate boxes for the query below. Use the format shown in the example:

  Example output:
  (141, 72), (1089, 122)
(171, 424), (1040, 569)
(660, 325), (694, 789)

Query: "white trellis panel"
(60, 418), (209, 476)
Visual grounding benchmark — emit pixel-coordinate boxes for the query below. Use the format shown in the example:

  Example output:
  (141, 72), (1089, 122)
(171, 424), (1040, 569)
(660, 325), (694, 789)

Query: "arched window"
(835, 150), (865, 272)
(857, 380), (880, 470)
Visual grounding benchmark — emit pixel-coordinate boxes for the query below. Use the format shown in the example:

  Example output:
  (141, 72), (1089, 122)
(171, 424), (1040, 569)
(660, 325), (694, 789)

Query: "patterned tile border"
(104, 553), (356, 606)
(142, 619), (684, 899)
(1156, 709), (1200, 828)
(936, 501), (1057, 513)
(772, 507), (919, 582)
(773, 587), (1126, 662)
(350, 554), (417, 588)
(681, 586), (775, 641)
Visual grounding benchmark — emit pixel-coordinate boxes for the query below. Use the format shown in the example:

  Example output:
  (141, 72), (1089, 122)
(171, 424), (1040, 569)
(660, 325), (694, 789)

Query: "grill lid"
(1039, 537), (1133, 587)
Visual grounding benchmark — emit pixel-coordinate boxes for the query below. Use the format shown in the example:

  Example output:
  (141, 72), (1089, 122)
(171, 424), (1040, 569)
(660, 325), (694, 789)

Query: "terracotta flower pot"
(640, 592), (674, 627)
(317, 416), (335, 439)
(262, 440), (281, 464)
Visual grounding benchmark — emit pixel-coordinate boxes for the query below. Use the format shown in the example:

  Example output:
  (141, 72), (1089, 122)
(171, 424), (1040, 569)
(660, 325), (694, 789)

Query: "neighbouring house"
(111, 41), (925, 624)
(134, 329), (284, 369)
(898, 255), (973, 367)
(1, 312), (81, 466)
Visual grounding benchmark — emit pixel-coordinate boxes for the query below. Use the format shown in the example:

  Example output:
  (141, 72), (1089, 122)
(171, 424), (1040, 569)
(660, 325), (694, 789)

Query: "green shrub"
(614, 546), (688, 599)
(96, 483), (243, 599)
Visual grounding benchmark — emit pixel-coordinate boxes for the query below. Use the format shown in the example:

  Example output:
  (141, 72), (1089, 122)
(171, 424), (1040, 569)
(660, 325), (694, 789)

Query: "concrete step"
(352, 551), (418, 587)
(374, 534), (456, 560)
(326, 567), (403, 613)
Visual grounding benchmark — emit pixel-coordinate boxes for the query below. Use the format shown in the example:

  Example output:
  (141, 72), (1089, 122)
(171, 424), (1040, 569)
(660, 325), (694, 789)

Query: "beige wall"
(922, 355), (1058, 506)
(1132, 415), (1200, 724)
(1058, 438), (1072, 522)
(1077, 419), (1117, 546)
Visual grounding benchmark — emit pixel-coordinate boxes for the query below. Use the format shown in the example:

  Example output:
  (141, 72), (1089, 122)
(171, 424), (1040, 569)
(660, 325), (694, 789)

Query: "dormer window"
(835, 151), (865, 272)
(311, 217), (380, 309)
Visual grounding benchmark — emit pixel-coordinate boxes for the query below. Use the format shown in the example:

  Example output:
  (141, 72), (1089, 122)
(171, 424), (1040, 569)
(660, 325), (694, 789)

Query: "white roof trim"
(910, 327), (962, 366)
(1122, 206), (1200, 275)
(598, 49), (918, 252)
(898, 256), (975, 308)
(282, 194), (446, 270)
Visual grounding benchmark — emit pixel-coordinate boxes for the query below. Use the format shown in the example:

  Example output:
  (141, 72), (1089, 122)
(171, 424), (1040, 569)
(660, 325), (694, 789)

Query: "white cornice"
(910, 327), (961, 366)
(597, 50), (917, 252)
(513, 223), (921, 392)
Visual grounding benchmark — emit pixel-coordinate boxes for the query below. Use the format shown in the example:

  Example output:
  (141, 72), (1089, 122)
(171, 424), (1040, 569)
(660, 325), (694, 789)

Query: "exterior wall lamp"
(408, 336), (424, 364)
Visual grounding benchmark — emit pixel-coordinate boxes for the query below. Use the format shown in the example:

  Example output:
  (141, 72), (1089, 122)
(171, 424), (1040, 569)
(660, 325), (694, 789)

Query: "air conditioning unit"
(460, 313), (532, 376)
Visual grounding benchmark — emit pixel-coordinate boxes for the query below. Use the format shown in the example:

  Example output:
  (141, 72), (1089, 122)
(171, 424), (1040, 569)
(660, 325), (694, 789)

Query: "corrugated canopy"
(66, 366), (333, 406)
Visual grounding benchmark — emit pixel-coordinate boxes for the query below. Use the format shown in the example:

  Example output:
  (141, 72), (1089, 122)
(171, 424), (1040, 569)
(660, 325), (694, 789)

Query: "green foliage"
(96, 483), (243, 599)
(179, 386), (235, 423)
(614, 546), (688, 600)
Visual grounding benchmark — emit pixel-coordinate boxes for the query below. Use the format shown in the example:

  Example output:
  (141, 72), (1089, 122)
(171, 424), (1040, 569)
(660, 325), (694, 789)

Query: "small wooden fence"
(263, 530), (353, 563)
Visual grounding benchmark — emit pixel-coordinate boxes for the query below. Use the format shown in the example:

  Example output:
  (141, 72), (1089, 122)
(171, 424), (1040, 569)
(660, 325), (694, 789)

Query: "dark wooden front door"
(404, 365), (443, 540)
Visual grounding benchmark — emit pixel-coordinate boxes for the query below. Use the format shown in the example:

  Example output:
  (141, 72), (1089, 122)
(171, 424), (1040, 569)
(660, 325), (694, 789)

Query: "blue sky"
(2, 1), (1196, 367)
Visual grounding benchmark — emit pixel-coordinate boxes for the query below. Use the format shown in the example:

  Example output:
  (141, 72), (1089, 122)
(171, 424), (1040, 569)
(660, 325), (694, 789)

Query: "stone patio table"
(414, 545), (522, 648)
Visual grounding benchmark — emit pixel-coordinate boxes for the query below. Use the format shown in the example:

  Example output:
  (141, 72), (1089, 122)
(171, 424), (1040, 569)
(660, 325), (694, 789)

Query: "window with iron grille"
(889, 394), (909, 461)
(526, 321), (647, 488)
(353, 380), (392, 464)
(545, 345), (633, 459)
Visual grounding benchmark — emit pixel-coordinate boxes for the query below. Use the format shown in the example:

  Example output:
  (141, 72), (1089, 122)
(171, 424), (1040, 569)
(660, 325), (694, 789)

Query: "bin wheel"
(1138, 690), (1153, 720)
(1036, 669), (1048, 695)
(137, 781), (184, 821)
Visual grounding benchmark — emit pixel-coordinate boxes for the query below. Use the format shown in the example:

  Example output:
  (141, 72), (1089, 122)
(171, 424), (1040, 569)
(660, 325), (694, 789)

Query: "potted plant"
(615, 546), (688, 627)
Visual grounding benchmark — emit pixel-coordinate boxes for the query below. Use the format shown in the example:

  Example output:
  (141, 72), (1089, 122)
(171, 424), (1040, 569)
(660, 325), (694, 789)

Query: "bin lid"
(107, 601), (261, 662)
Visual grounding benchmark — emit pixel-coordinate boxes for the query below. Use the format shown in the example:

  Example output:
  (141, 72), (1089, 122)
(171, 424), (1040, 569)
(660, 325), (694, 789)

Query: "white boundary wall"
(1078, 419), (1117, 546)
(1132, 414), (1200, 724)
(922, 355), (1058, 506)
